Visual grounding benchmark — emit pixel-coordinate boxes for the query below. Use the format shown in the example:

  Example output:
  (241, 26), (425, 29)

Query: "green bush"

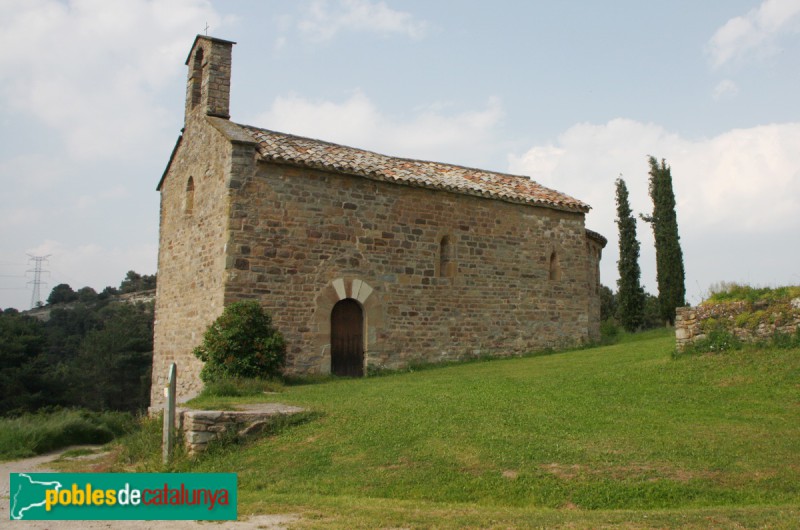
(705, 283), (800, 304)
(193, 301), (286, 383)
(770, 328), (800, 349)
(747, 310), (767, 330)
(678, 326), (742, 357)
(734, 312), (751, 328)
(703, 327), (742, 352)
(700, 317), (720, 333)
(599, 319), (621, 345)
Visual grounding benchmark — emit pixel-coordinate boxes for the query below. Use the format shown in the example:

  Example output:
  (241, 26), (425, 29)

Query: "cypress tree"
(641, 156), (686, 325)
(615, 177), (645, 331)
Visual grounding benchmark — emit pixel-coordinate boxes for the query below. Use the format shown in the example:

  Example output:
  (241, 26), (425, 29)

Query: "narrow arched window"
(190, 48), (203, 110)
(439, 235), (455, 278)
(549, 251), (561, 281)
(185, 177), (195, 215)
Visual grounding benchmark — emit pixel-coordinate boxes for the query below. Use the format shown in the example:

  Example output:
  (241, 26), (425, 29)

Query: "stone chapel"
(150, 35), (606, 406)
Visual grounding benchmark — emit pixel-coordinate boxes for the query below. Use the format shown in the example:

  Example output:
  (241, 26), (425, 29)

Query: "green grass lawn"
(143, 329), (800, 527)
(0, 409), (133, 461)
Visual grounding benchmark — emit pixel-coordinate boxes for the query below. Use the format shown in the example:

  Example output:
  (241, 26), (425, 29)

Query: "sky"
(1, 0), (799, 310)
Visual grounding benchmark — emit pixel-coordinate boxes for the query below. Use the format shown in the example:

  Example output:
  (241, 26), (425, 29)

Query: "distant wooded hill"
(0, 271), (156, 416)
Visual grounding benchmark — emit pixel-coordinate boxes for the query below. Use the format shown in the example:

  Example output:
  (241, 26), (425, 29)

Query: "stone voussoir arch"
(311, 277), (385, 374)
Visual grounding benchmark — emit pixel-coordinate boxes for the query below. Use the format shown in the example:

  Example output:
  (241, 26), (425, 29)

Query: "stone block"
(675, 327), (689, 340)
(187, 431), (215, 444)
(189, 411), (224, 422)
(238, 421), (270, 437)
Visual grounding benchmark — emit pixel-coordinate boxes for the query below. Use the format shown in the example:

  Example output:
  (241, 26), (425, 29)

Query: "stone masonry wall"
(150, 115), (239, 409)
(676, 298), (800, 351)
(185, 37), (233, 122)
(223, 161), (598, 374)
(585, 235), (604, 342)
(181, 404), (305, 454)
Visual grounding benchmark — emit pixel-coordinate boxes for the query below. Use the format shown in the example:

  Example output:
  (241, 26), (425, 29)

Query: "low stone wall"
(180, 403), (306, 454)
(676, 298), (800, 351)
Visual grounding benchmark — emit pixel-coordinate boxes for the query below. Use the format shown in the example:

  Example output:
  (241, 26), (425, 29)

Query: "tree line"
(0, 271), (155, 416)
(612, 156), (686, 331)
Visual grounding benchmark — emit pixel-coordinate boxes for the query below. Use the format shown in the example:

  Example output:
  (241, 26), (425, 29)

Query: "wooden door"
(331, 298), (364, 377)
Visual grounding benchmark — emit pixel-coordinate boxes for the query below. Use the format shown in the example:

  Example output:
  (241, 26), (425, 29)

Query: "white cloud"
(509, 119), (800, 301)
(252, 91), (504, 167)
(712, 79), (739, 100)
(509, 119), (800, 234)
(708, 0), (800, 67)
(298, 0), (427, 41)
(0, 0), (229, 160)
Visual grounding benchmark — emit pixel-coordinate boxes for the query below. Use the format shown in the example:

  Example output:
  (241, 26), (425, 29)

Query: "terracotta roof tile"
(239, 124), (590, 213)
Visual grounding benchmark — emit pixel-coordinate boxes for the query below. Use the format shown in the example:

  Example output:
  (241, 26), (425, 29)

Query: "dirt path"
(1, 448), (299, 529)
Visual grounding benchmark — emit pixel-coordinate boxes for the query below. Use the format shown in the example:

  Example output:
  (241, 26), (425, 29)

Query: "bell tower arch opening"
(183, 35), (236, 121)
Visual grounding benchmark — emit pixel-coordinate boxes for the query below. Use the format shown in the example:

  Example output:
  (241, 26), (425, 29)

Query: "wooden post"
(162, 363), (177, 465)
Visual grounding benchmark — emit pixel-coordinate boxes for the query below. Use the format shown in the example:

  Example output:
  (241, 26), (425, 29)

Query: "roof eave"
(184, 35), (237, 65)
(157, 133), (183, 191)
(586, 228), (608, 247)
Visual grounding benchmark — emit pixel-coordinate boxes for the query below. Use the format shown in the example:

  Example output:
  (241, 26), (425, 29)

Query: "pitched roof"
(239, 124), (590, 213)
(184, 35), (236, 64)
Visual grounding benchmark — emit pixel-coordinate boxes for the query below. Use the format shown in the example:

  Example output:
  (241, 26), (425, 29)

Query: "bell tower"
(184, 35), (236, 122)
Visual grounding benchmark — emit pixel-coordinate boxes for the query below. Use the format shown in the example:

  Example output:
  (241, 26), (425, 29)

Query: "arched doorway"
(331, 298), (364, 377)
